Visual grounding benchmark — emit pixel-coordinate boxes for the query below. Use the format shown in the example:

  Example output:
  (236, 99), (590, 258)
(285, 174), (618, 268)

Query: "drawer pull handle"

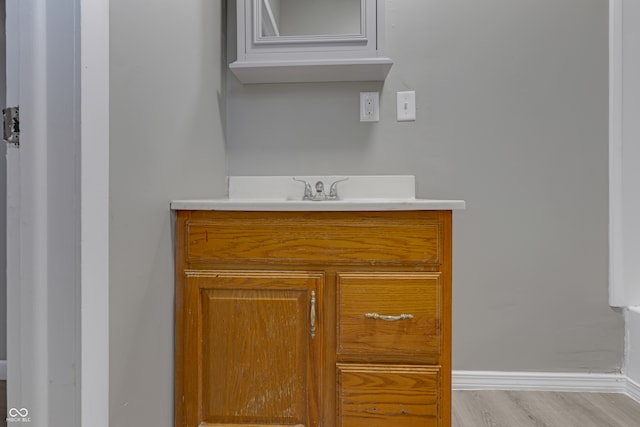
(365, 313), (414, 321)
(310, 291), (316, 339)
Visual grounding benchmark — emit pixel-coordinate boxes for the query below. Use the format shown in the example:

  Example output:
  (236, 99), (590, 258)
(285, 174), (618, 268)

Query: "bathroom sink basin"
(170, 176), (466, 211)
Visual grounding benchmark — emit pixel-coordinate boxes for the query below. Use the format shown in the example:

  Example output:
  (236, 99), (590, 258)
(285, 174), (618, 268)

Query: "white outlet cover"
(360, 92), (380, 122)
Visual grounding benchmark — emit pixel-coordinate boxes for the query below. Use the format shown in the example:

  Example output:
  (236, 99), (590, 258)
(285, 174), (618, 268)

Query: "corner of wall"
(626, 307), (640, 384)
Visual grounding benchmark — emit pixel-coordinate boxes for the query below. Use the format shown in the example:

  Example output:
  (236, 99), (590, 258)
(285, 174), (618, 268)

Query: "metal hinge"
(3, 106), (20, 146)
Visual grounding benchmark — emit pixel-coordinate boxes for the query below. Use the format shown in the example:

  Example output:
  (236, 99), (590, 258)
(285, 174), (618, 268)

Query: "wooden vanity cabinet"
(175, 210), (452, 427)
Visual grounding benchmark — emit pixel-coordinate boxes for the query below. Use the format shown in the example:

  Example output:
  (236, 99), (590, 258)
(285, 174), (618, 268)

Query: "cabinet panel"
(182, 270), (323, 427)
(185, 214), (440, 265)
(202, 288), (305, 423)
(337, 364), (440, 427)
(337, 273), (441, 360)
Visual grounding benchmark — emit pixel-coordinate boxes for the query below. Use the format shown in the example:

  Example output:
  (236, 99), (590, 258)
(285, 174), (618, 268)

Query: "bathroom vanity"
(172, 176), (464, 427)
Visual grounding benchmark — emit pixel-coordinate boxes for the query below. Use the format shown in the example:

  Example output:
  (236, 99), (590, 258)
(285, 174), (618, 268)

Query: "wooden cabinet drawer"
(337, 364), (441, 427)
(337, 273), (441, 360)
(183, 211), (442, 265)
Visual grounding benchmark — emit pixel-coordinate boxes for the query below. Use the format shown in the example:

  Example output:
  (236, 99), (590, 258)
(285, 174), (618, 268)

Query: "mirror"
(260, 0), (363, 38)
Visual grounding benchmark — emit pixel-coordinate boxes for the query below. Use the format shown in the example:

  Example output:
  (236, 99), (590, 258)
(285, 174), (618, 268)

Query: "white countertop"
(170, 198), (465, 211)
(170, 176), (466, 211)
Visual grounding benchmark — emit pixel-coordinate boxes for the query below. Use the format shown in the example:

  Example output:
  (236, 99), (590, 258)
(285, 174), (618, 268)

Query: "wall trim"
(452, 370), (632, 396)
(627, 377), (640, 402)
(609, 0), (624, 307)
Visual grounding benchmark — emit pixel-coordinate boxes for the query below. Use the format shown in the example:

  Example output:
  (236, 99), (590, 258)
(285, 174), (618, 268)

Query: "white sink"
(170, 175), (466, 211)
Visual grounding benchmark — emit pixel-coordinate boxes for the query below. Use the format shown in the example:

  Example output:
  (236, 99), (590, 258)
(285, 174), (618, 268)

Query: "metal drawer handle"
(364, 313), (414, 321)
(310, 291), (316, 339)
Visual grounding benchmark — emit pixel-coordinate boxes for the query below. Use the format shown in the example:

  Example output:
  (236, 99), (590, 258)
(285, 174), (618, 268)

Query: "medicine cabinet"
(230, 0), (393, 83)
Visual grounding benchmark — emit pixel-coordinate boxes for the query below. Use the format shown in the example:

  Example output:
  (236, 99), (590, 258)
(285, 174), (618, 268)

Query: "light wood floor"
(0, 385), (637, 426)
(453, 391), (640, 427)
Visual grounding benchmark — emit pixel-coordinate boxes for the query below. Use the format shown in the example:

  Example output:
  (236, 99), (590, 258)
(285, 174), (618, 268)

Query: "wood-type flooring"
(453, 390), (640, 427)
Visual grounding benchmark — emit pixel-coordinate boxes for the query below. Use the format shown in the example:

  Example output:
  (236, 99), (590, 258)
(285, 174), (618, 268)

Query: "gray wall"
(108, 0), (621, 425)
(227, 0), (623, 372)
(109, 1), (226, 425)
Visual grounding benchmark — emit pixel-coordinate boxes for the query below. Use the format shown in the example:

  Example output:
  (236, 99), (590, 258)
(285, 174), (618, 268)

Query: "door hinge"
(3, 106), (20, 146)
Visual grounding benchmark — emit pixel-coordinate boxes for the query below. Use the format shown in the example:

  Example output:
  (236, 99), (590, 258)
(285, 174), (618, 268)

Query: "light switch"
(397, 91), (416, 121)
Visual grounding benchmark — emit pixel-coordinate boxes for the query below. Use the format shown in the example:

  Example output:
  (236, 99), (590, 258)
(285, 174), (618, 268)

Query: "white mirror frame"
(230, 0), (392, 83)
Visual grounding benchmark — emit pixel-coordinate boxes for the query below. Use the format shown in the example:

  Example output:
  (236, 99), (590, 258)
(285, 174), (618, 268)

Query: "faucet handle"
(294, 177), (348, 201)
(328, 177), (349, 199)
(293, 178), (313, 200)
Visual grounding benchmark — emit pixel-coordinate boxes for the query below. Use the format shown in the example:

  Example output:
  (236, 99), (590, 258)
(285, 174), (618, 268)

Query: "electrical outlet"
(360, 92), (380, 122)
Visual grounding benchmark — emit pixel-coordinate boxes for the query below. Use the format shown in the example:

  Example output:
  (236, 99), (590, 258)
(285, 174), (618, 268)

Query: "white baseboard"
(627, 377), (640, 402)
(453, 370), (628, 394)
(0, 360), (6, 380)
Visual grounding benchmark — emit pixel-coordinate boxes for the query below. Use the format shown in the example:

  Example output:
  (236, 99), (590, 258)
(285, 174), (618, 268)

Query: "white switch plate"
(397, 91), (416, 121)
(360, 92), (380, 122)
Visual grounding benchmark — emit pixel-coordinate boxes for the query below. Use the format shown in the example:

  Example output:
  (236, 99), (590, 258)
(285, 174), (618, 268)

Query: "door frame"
(80, 0), (110, 425)
(5, 0), (110, 425)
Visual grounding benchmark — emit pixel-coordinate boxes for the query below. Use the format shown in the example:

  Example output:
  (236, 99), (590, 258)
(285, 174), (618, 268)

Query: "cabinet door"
(180, 270), (323, 427)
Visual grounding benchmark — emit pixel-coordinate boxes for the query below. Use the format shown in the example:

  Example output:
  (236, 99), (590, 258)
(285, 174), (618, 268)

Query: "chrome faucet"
(293, 177), (348, 201)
